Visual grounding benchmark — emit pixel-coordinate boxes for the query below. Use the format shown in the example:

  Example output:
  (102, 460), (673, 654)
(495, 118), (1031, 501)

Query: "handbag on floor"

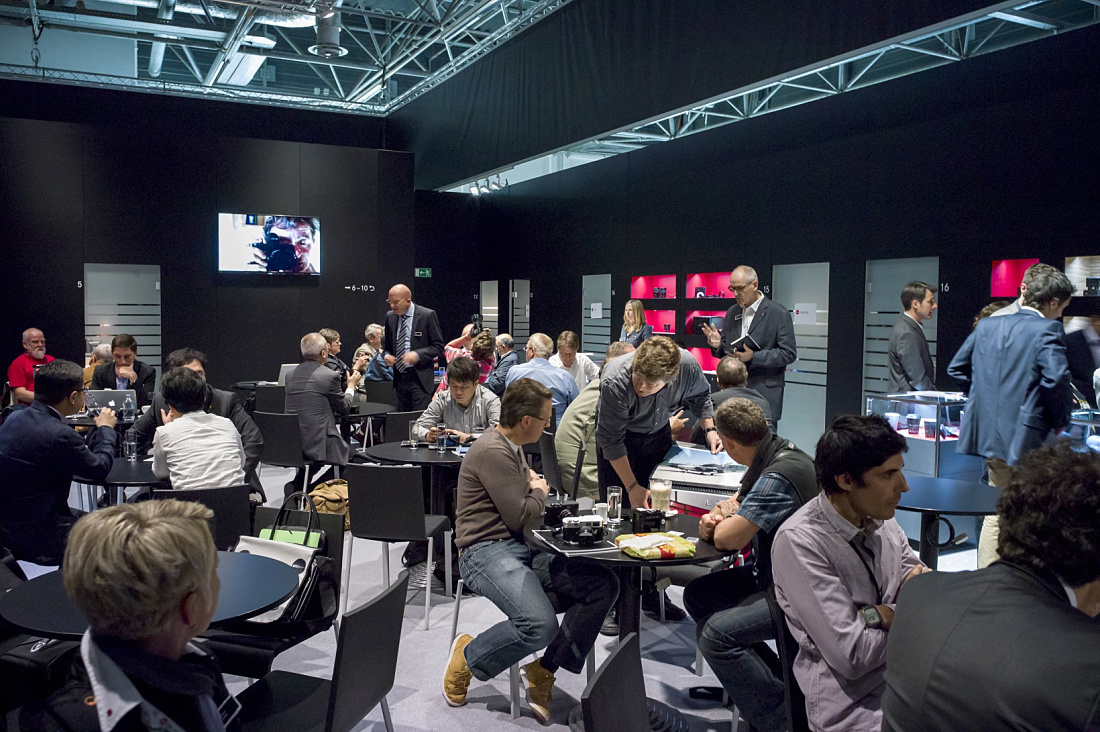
(309, 479), (350, 531)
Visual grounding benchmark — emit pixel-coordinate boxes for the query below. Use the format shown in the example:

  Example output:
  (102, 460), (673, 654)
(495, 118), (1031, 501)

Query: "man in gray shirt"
(414, 357), (500, 443)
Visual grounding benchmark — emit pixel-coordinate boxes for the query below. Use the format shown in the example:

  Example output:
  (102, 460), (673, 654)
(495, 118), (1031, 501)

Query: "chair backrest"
(581, 632), (650, 732)
(326, 571), (410, 732)
(539, 430), (563, 494)
(152, 484), (251, 551)
(254, 385), (286, 414)
(569, 442), (587, 500)
(765, 584), (810, 732)
(251, 411), (307, 469)
(252, 506), (346, 598)
(383, 410), (423, 443)
(360, 380), (398, 407)
(343, 464), (428, 542)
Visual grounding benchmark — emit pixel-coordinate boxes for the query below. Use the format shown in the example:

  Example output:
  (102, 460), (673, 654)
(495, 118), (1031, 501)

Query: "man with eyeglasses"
(382, 283), (444, 411)
(7, 327), (54, 405)
(701, 265), (797, 421)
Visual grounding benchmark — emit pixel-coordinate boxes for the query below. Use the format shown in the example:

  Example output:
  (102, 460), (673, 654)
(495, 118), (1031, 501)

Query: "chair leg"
(509, 662), (521, 719)
(301, 466), (311, 495)
(444, 529), (453, 599)
(381, 543), (391, 588)
(586, 647), (595, 681)
(339, 535), (354, 620)
(660, 590), (667, 623)
(695, 645), (705, 676)
(380, 696), (394, 732)
(450, 579), (464, 641)
(424, 535), (433, 631)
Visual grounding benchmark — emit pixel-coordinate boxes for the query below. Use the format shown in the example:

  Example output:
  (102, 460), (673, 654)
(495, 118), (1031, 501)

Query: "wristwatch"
(704, 427), (717, 434)
(859, 605), (884, 630)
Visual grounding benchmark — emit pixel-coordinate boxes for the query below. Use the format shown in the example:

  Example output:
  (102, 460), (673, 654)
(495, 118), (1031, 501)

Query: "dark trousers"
(394, 370), (431, 412)
(595, 424), (673, 508)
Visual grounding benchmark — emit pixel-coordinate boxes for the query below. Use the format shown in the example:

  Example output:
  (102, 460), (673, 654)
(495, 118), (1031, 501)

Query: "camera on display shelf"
(631, 508), (665, 534)
(561, 515), (605, 546)
(543, 499), (580, 529)
(652, 286), (667, 299)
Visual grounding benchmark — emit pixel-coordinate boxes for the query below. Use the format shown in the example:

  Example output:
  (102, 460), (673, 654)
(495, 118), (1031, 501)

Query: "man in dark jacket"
(90, 333), (157, 409)
(886, 281), (936, 392)
(0, 360), (116, 564)
(484, 333), (518, 396)
(683, 398), (819, 731)
(882, 441), (1100, 732)
(130, 348), (265, 500)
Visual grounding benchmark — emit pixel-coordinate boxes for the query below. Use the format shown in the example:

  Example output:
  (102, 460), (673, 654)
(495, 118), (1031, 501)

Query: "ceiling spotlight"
(488, 177), (501, 191)
(469, 184), (480, 196)
(478, 181), (490, 195)
(321, 9), (335, 18)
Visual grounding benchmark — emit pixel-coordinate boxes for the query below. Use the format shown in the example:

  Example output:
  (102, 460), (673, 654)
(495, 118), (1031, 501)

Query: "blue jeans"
(684, 566), (787, 732)
(459, 539), (619, 681)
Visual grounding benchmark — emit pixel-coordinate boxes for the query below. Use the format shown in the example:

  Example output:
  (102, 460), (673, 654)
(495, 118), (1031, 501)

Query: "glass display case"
(864, 391), (983, 480)
(1065, 409), (1100, 450)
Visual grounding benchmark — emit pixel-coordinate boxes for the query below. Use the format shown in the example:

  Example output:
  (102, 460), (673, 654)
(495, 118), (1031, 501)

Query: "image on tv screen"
(1066, 256), (1100, 297)
(218, 213), (321, 274)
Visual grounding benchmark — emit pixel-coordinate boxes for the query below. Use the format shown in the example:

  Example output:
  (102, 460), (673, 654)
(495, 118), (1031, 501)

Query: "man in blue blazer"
(702, 265), (797, 420)
(382, 283), (445, 411)
(484, 333), (519, 396)
(0, 360), (117, 565)
(947, 266), (1074, 566)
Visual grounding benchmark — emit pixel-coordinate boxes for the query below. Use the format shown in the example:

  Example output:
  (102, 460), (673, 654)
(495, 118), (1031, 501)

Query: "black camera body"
(652, 286), (667, 299)
(561, 516), (605, 546)
(631, 508), (665, 534)
(543, 500), (580, 529)
(253, 231), (297, 272)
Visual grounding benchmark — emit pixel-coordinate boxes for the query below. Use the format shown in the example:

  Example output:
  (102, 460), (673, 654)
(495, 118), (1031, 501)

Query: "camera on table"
(631, 508), (664, 534)
(253, 231), (297, 271)
(561, 515), (605, 546)
(543, 499), (580, 530)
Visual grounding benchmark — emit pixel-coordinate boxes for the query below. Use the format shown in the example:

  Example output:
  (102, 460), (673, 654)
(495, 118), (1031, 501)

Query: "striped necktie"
(395, 315), (409, 372)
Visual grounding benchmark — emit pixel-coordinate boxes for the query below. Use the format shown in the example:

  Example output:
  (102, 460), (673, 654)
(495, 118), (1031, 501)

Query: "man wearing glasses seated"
(414, 357), (500, 445)
(443, 378), (618, 725)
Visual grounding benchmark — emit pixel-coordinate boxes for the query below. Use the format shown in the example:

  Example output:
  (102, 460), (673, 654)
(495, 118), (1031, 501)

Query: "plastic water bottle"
(122, 394), (135, 421)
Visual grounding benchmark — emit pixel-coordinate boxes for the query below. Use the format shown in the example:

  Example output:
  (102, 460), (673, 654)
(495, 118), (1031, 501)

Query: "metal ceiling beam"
(0, 4), (234, 43)
(202, 7), (254, 85)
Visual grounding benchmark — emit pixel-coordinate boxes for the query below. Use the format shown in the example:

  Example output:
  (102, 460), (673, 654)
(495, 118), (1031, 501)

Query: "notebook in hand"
(727, 333), (761, 352)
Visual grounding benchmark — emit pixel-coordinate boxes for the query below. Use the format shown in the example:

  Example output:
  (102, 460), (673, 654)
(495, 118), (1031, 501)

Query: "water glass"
(435, 424), (447, 451)
(122, 432), (137, 462)
(408, 422), (419, 448)
(606, 486), (623, 526)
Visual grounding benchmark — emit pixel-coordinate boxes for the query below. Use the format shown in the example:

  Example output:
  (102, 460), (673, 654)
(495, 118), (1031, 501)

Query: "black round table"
(363, 441), (465, 513)
(897, 476), (1001, 569)
(527, 511), (723, 732)
(75, 457), (169, 507)
(345, 401), (394, 420)
(0, 551), (300, 639)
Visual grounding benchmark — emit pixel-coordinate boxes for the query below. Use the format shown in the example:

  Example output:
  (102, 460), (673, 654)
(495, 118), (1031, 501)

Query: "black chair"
(581, 633), (651, 732)
(151, 484), (251, 551)
(341, 464), (452, 630)
(199, 506), (347, 679)
(538, 430), (564, 494)
(765, 584), (810, 732)
(382, 410), (423, 444)
(236, 572), (410, 732)
(569, 442), (587, 499)
(252, 411), (328, 492)
(360, 380), (397, 407)
(254, 385), (286, 414)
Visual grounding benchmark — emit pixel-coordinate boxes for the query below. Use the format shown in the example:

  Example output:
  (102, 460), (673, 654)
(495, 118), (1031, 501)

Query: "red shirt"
(7, 352), (55, 402)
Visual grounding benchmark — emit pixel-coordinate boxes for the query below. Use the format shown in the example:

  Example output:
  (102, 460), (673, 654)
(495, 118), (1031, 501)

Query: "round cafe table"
(896, 475), (1001, 570)
(74, 456), (170, 508)
(362, 441), (464, 513)
(0, 551), (300, 639)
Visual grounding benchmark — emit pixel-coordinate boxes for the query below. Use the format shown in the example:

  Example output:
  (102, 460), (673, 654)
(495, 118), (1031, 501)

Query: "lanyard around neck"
(848, 537), (882, 604)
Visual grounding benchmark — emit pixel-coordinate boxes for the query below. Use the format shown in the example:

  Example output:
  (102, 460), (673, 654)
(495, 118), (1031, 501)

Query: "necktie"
(395, 315), (409, 372)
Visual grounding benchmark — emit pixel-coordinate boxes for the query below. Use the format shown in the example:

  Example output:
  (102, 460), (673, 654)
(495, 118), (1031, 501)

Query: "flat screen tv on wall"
(218, 213), (321, 274)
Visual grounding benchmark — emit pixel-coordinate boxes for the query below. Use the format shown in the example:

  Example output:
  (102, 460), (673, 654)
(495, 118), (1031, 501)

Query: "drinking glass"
(649, 478), (672, 513)
(606, 486), (623, 526)
(435, 423), (447, 451)
(122, 431), (137, 462)
(408, 422), (419, 448)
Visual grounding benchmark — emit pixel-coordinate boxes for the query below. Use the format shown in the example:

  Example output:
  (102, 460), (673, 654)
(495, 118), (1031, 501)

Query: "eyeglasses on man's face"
(727, 282), (756, 293)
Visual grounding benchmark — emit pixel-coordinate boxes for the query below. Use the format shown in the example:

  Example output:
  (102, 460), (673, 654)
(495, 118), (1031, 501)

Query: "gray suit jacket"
(947, 310), (1071, 466)
(285, 360), (352, 466)
(712, 296), (797, 420)
(887, 315), (934, 391)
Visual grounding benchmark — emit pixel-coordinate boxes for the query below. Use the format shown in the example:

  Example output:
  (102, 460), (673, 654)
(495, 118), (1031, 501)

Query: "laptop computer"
(83, 389), (137, 412)
(278, 363), (297, 385)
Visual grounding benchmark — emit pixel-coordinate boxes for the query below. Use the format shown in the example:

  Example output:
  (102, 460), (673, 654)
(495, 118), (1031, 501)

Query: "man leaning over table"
(443, 378), (618, 725)
(772, 414), (928, 732)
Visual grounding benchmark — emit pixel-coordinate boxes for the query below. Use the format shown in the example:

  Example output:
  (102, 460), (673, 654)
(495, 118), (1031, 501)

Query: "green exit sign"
(415, 267), (432, 278)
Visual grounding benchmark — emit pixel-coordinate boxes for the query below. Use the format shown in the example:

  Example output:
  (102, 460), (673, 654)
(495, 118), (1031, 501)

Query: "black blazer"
(90, 359), (157, 408)
(711, 297), (797, 420)
(886, 315), (934, 392)
(883, 561), (1100, 732)
(485, 349), (519, 396)
(1064, 329), (1097, 406)
(383, 304), (445, 395)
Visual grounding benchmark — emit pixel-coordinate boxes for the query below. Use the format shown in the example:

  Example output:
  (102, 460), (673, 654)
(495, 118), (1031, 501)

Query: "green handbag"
(258, 491), (327, 550)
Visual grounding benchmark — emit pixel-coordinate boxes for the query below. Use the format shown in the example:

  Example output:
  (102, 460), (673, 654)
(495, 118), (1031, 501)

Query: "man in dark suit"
(484, 333), (518, 396)
(701, 265), (797, 420)
(382, 283), (445, 411)
(882, 440), (1100, 732)
(0, 360), (117, 564)
(947, 266), (1074, 567)
(129, 348), (266, 500)
(886, 281), (936, 391)
(284, 332), (363, 497)
(692, 356), (771, 443)
(90, 332), (157, 408)
(1064, 317), (1100, 406)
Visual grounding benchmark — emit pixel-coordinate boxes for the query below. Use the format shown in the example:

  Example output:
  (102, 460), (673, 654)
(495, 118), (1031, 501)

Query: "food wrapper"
(614, 532), (696, 560)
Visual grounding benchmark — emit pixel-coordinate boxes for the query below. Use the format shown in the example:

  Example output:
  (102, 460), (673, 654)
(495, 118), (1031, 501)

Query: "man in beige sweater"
(443, 378), (619, 725)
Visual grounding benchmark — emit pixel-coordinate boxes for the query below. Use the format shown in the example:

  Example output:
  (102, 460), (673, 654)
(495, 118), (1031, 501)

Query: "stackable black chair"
(236, 572), (410, 732)
(569, 442), (587, 499)
(538, 430), (564, 494)
(360, 380), (397, 407)
(341, 464), (451, 630)
(581, 633), (651, 732)
(253, 385), (286, 414)
(151, 484), (251, 551)
(766, 584), (810, 732)
(251, 411), (336, 490)
(381, 410), (423, 444)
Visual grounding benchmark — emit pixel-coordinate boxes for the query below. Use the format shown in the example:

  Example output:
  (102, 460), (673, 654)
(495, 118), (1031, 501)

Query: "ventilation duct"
(308, 10), (346, 58)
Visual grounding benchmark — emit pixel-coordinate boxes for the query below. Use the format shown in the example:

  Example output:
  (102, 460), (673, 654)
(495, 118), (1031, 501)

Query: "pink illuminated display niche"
(630, 274), (677, 300)
(644, 309), (676, 335)
(991, 258), (1039, 297)
(686, 271), (731, 299)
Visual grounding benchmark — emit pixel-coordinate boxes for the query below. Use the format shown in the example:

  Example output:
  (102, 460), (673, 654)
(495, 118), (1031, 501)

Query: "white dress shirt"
(152, 411), (245, 490)
(549, 352), (600, 393)
(741, 295), (764, 338)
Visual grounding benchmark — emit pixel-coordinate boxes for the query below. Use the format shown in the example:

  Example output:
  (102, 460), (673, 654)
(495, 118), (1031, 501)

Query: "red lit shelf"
(631, 274), (677, 300)
(686, 271), (732, 300)
(991, 258), (1039, 298)
(644, 309), (676, 335)
(688, 347), (719, 371)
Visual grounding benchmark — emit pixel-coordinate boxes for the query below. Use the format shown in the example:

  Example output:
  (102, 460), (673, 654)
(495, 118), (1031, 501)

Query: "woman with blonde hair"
(619, 299), (653, 348)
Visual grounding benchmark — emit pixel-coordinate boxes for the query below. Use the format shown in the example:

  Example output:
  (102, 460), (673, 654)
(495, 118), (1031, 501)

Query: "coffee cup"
(649, 478), (672, 513)
(884, 412), (901, 430)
